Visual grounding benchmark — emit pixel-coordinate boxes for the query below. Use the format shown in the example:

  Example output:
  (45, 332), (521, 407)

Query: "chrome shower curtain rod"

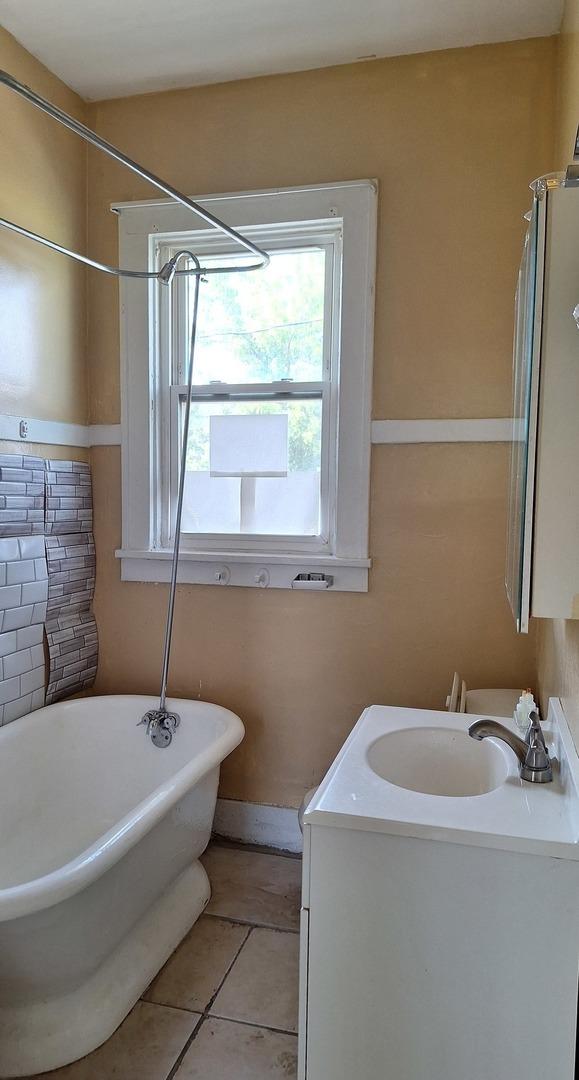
(0, 69), (269, 280)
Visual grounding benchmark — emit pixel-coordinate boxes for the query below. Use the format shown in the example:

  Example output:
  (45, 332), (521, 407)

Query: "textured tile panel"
(0, 531), (47, 726)
(0, 456), (99, 716)
(45, 461), (98, 704)
(45, 460), (93, 536)
(0, 457), (45, 537)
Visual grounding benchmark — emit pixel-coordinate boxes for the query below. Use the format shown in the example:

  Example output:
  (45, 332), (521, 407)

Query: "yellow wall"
(86, 39), (552, 805)
(0, 27), (87, 425)
(537, 0), (579, 743)
(554, 0), (579, 167)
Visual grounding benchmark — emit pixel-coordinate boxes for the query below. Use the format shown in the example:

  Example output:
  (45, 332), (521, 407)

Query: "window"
(117, 182), (376, 590)
(165, 238), (334, 551)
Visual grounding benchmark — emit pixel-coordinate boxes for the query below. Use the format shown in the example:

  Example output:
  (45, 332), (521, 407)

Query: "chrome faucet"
(468, 710), (553, 783)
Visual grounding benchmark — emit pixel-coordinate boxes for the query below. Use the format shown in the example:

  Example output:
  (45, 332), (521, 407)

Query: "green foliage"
(193, 247), (325, 383)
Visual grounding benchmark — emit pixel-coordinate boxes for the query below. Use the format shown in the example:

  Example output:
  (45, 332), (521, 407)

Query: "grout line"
(204, 911), (300, 934)
(146, 1000), (205, 1016)
(163, 1011), (205, 1080)
(207, 1012), (298, 1038)
(164, 1013), (207, 1080)
(202, 926), (253, 1015)
(164, 925), (253, 1080)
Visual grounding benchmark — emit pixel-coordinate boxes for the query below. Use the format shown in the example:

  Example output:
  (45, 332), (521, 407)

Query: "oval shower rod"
(0, 69), (269, 283)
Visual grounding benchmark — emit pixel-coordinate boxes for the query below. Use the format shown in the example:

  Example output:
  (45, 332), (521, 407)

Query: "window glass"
(181, 398), (322, 535)
(189, 248), (326, 384)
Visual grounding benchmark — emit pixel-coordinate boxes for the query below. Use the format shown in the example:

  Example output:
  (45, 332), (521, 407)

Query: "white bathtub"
(0, 693), (244, 1077)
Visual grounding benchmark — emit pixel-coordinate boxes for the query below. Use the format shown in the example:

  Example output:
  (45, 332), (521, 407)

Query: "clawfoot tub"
(0, 694), (244, 1077)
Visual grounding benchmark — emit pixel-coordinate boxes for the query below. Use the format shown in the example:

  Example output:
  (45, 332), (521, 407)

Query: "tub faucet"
(138, 707), (180, 748)
(468, 711), (552, 784)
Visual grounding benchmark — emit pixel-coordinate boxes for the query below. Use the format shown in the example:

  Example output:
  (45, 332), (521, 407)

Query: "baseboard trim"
(213, 798), (302, 854)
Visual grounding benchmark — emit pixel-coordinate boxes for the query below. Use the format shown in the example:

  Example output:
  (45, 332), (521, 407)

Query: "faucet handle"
(521, 726), (553, 783)
(525, 709), (545, 748)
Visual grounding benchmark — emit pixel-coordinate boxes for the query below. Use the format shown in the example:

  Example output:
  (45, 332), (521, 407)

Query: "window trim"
(116, 180), (377, 592)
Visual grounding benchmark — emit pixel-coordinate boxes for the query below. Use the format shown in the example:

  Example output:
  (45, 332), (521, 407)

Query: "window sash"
(167, 383), (332, 552)
(156, 228), (340, 554)
(160, 229), (338, 387)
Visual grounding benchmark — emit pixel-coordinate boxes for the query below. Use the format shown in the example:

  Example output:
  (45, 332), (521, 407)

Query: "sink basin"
(366, 725), (509, 797)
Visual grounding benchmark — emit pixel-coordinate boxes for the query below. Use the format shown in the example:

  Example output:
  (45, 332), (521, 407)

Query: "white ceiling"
(0, 0), (564, 102)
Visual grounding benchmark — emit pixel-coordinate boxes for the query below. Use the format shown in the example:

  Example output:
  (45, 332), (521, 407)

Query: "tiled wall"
(45, 461), (98, 705)
(0, 455), (98, 724)
(0, 536), (47, 724)
(0, 455), (45, 536)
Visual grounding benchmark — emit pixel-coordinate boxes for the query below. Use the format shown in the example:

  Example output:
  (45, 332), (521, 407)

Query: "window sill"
(115, 548), (370, 592)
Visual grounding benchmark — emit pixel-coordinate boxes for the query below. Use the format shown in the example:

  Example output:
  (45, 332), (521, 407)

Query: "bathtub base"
(0, 860), (210, 1077)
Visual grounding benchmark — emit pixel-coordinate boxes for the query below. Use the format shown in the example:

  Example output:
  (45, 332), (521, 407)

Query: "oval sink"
(366, 726), (509, 797)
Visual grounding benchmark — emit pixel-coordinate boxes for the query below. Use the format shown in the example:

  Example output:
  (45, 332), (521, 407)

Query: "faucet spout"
(468, 718), (553, 784)
(468, 719), (528, 765)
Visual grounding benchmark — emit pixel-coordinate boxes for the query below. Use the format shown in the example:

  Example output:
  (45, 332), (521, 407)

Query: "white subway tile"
(30, 643), (44, 667)
(16, 624), (43, 650)
(18, 536), (45, 560)
(6, 559), (36, 585)
(0, 630), (17, 657)
(2, 605), (34, 631)
(21, 665), (45, 694)
(34, 559), (48, 581)
(0, 676), (21, 705)
(4, 648), (32, 679)
(0, 585), (22, 612)
(3, 694), (32, 723)
(0, 539), (20, 563)
(31, 688), (45, 710)
(22, 580), (48, 606)
(31, 602), (47, 624)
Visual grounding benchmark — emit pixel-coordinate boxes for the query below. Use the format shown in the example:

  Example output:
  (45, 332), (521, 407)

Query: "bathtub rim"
(0, 694), (244, 922)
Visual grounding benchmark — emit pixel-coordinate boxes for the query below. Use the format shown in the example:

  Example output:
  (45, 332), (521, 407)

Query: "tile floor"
(24, 843), (302, 1080)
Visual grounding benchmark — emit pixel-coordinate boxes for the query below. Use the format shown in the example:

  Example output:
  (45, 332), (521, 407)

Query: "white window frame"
(115, 181), (377, 591)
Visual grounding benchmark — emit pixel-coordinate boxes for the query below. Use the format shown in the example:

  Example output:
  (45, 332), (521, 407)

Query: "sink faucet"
(468, 710), (553, 783)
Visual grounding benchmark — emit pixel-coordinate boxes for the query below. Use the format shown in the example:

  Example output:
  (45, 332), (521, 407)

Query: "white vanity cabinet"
(508, 179), (579, 631)
(297, 702), (579, 1080)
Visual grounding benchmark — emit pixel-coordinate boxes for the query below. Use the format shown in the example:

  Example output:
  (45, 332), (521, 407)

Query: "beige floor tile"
(201, 845), (301, 931)
(27, 1001), (200, 1080)
(175, 1016), (298, 1079)
(143, 914), (249, 1011)
(211, 927), (299, 1033)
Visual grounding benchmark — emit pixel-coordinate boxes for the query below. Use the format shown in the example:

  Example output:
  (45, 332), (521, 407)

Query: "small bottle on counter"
(514, 689), (539, 733)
